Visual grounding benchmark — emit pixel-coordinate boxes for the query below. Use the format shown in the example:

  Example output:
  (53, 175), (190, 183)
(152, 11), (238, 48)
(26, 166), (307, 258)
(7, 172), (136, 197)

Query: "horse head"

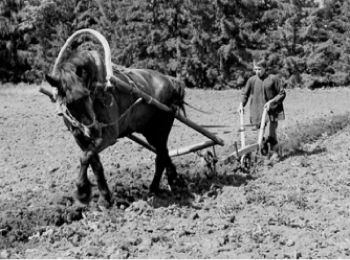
(45, 50), (106, 139)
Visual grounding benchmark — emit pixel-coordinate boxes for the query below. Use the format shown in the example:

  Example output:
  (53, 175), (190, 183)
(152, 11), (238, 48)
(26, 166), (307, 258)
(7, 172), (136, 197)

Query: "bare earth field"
(2, 85), (350, 258)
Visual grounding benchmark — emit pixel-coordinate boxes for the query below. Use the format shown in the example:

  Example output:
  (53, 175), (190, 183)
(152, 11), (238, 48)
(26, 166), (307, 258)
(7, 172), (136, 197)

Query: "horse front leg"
(76, 137), (114, 207)
(90, 154), (112, 208)
(75, 150), (94, 204)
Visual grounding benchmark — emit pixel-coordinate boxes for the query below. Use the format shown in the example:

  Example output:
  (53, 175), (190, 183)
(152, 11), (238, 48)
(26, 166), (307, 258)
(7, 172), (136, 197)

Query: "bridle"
(59, 100), (97, 138)
(58, 54), (145, 141)
(59, 81), (117, 140)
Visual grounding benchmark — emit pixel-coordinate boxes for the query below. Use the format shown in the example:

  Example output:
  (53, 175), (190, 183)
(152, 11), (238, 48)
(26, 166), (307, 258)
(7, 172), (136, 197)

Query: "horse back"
(114, 68), (185, 108)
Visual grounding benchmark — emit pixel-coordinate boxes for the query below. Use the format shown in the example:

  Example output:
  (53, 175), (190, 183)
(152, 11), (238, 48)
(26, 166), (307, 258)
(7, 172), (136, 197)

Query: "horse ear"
(45, 74), (60, 88)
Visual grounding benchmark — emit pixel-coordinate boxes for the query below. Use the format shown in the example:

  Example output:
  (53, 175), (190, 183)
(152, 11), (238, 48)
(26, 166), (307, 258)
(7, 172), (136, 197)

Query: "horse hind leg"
(149, 150), (168, 193)
(165, 161), (178, 186)
(148, 148), (181, 193)
(143, 114), (180, 193)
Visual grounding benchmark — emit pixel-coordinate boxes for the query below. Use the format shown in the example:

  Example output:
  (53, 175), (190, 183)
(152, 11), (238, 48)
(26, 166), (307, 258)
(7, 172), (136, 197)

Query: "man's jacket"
(241, 74), (286, 126)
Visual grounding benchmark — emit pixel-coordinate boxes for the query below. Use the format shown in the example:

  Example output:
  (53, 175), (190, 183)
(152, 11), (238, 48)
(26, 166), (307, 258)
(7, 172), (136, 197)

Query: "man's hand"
(237, 102), (244, 114)
(264, 100), (272, 111)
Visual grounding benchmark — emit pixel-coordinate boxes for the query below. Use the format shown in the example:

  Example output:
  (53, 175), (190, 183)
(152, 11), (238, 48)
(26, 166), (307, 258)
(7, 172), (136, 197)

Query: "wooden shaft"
(128, 134), (217, 158)
(175, 113), (224, 146)
(169, 140), (216, 157)
(38, 86), (56, 102)
(127, 134), (156, 153)
(110, 76), (173, 112)
(221, 143), (259, 163)
(239, 103), (245, 148)
(257, 108), (268, 148)
(234, 141), (239, 158)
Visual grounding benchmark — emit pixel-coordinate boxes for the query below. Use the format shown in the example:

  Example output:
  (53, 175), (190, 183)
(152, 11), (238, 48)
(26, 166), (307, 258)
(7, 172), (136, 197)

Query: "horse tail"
(167, 76), (212, 116)
(167, 76), (187, 117)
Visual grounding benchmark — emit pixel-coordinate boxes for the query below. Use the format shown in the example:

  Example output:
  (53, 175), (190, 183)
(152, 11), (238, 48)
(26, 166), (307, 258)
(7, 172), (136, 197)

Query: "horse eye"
(76, 67), (81, 77)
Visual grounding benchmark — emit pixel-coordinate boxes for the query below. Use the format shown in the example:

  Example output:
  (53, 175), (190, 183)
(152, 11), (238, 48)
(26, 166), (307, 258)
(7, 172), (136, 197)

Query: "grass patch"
(280, 112), (350, 157)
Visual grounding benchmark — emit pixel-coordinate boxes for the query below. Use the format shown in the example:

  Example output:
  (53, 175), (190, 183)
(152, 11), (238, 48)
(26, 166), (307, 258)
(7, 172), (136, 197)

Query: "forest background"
(0, 0), (349, 89)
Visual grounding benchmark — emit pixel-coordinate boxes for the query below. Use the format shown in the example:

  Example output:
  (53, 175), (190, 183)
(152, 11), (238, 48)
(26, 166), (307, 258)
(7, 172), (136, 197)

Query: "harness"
(59, 69), (145, 140)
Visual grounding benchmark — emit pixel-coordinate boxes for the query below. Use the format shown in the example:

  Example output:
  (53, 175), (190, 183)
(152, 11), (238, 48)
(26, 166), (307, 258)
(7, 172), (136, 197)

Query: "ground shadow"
(108, 158), (258, 210)
(281, 146), (327, 161)
(0, 202), (84, 249)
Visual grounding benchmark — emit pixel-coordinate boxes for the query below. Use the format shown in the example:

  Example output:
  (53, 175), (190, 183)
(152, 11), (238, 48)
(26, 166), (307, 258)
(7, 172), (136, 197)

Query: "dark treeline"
(0, 0), (350, 89)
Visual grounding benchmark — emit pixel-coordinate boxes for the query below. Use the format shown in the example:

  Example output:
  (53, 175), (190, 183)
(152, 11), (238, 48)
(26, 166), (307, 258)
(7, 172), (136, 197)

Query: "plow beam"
(127, 135), (216, 158)
(175, 113), (224, 146)
(169, 140), (216, 157)
(127, 134), (156, 153)
(221, 143), (259, 163)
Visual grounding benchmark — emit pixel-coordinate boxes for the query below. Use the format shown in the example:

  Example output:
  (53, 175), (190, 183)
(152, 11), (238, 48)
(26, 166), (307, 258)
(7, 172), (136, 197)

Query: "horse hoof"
(172, 175), (186, 187)
(98, 197), (111, 210)
(149, 185), (159, 196)
(75, 184), (92, 205)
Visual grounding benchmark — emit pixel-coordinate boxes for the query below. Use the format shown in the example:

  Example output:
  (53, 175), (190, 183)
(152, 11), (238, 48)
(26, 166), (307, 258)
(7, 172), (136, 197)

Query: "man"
(238, 59), (286, 159)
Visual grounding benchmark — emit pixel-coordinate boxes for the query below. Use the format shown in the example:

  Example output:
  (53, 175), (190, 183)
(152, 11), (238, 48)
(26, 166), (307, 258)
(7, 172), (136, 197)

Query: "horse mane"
(54, 50), (103, 100)
(55, 62), (80, 95)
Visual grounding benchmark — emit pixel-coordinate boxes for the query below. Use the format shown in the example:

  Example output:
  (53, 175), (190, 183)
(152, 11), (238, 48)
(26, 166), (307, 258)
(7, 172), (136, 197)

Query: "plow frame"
(221, 107), (268, 168)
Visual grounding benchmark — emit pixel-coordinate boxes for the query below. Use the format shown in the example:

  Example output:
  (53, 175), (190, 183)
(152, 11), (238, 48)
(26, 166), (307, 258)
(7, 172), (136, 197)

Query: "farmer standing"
(238, 58), (286, 160)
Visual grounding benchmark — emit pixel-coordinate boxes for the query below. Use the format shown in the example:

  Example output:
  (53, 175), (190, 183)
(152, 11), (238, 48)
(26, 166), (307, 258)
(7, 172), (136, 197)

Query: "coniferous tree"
(1, 0), (350, 87)
(0, 0), (33, 82)
(181, 0), (219, 88)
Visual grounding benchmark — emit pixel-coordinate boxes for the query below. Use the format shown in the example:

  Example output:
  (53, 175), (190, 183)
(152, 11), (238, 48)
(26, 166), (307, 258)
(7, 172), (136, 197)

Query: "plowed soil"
(2, 84), (350, 258)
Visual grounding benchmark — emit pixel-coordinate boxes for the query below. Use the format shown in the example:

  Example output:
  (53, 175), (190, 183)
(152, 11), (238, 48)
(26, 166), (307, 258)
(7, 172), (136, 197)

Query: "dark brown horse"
(45, 49), (186, 208)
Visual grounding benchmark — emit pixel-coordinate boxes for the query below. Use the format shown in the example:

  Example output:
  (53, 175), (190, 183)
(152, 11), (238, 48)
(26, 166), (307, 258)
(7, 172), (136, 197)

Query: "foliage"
(0, 0), (350, 88)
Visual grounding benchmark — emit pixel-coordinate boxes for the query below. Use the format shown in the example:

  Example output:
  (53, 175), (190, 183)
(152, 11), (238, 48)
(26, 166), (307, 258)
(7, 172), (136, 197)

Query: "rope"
(98, 97), (143, 128)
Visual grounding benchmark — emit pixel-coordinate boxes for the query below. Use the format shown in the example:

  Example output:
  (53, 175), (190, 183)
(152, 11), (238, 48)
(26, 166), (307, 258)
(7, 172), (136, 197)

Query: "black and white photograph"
(1, 0), (350, 258)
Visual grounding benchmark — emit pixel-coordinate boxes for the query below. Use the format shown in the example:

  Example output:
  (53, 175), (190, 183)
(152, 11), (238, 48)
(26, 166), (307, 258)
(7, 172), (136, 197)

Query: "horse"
(45, 49), (186, 208)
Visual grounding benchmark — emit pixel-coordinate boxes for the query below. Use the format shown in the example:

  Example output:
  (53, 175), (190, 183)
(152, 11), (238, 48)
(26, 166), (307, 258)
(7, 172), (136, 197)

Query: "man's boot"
(269, 143), (280, 162)
(260, 137), (269, 156)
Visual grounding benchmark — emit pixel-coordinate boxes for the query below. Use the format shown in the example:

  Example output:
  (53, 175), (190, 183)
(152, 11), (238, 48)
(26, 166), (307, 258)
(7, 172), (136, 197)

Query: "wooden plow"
(220, 106), (268, 171)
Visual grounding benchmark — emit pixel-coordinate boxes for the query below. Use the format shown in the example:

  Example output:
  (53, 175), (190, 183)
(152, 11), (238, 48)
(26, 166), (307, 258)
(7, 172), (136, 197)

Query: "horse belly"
(119, 104), (156, 134)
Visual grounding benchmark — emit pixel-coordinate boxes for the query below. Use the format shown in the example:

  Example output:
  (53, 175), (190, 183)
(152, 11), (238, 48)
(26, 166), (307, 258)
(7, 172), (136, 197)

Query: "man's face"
(253, 65), (265, 78)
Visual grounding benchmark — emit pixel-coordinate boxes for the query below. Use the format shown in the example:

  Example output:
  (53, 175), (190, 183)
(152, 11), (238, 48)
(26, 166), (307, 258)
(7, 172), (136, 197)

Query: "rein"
(61, 100), (119, 139)
(62, 77), (144, 140)
(60, 102), (97, 138)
